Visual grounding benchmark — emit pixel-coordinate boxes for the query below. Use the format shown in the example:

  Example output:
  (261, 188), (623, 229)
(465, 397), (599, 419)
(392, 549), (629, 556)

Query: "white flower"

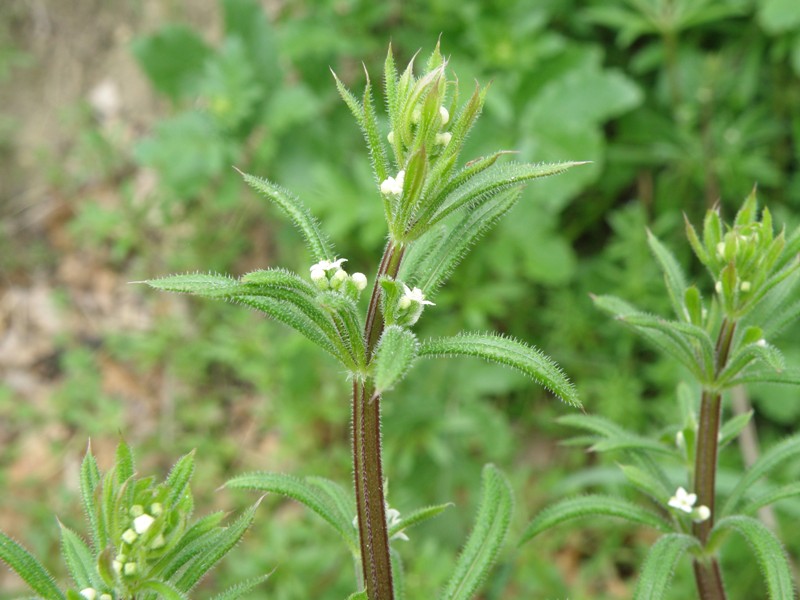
(133, 513), (155, 534)
(693, 505), (711, 522)
(121, 528), (138, 544)
(351, 272), (368, 291)
(756, 338), (767, 347)
(79, 589), (97, 600)
(399, 284), (435, 309)
(435, 132), (452, 146)
(380, 171), (405, 196)
(668, 487), (697, 513)
(386, 507), (409, 542)
(439, 106), (450, 125)
(124, 562), (137, 576)
(112, 560), (123, 574)
(310, 258), (347, 273)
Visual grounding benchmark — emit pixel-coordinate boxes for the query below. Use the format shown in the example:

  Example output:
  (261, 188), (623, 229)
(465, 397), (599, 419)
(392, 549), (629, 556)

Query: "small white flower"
(124, 562), (137, 576)
(121, 528), (138, 544)
(133, 513), (155, 534)
(80, 588), (97, 600)
(439, 105), (450, 125)
(386, 507), (409, 542)
(693, 505), (711, 522)
(112, 560), (122, 574)
(668, 487), (697, 514)
(310, 258), (347, 273)
(351, 272), (368, 291)
(740, 281), (751, 292)
(399, 284), (435, 310)
(331, 269), (349, 288)
(435, 132), (452, 146)
(756, 338), (767, 347)
(387, 130), (395, 144)
(380, 171), (405, 196)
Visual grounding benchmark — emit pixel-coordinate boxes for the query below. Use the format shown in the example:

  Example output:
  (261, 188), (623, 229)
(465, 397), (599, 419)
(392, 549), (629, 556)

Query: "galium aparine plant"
(145, 43), (584, 599)
(522, 190), (800, 599)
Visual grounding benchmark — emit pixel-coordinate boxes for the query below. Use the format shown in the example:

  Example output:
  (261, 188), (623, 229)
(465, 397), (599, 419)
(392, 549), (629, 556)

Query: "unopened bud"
(121, 529), (137, 544)
(439, 106), (450, 125)
(351, 272), (367, 291)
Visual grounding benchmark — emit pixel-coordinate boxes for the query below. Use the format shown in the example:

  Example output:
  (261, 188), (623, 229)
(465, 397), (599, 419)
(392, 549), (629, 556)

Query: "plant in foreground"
(522, 190), (800, 599)
(144, 43), (582, 599)
(0, 441), (266, 600)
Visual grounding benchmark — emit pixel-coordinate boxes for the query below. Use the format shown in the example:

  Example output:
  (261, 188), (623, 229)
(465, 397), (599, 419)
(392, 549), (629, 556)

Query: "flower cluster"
(395, 283), (434, 327)
(113, 503), (165, 577)
(79, 588), (113, 600)
(380, 170), (405, 197)
(310, 258), (367, 300)
(668, 487), (710, 523)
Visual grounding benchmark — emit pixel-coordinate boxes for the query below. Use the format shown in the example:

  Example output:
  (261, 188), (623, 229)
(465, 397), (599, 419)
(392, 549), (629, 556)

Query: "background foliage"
(1, 0), (799, 598)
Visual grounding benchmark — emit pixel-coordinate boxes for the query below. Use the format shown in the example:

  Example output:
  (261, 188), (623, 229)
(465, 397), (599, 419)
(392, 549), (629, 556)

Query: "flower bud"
(439, 106), (450, 125)
(121, 529), (137, 544)
(124, 562), (137, 576)
(435, 132), (452, 146)
(80, 588), (97, 600)
(351, 272), (368, 291)
(133, 514), (155, 534)
(387, 130), (395, 144)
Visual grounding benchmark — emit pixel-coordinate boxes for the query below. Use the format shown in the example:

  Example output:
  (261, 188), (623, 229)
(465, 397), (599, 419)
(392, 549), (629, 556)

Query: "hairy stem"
(692, 318), (736, 599)
(353, 241), (404, 599)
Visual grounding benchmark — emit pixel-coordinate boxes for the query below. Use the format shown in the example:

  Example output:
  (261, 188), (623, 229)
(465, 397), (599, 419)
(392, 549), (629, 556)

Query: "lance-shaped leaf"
(633, 533), (700, 600)
(741, 482), (800, 516)
(390, 547), (406, 600)
(410, 161), (586, 237)
(593, 295), (710, 381)
(144, 272), (240, 296)
(0, 531), (65, 600)
(403, 188), (521, 294)
(388, 502), (452, 540)
(727, 367), (800, 388)
(722, 433), (800, 516)
(225, 472), (358, 554)
(174, 499), (261, 592)
(80, 444), (106, 551)
(372, 325), (419, 395)
(208, 573), (272, 600)
(317, 291), (367, 370)
(419, 333), (579, 407)
(520, 495), (672, 545)
(441, 464), (513, 600)
(164, 449), (196, 509)
(619, 464), (673, 504)
(151, 512), (227, 582)
(716, 340), (786, 388)
(346, 592), (368, 600)
(58, 521), (100, 591)
(718, 410), (754, 449)
(141, 579), (189, 600)
(557, 414), (676, 457)
(710, 516), (796, 600)
(647, 229), (688, 321)
(237, 170), (334, 262)
(332, 68), (390, 186)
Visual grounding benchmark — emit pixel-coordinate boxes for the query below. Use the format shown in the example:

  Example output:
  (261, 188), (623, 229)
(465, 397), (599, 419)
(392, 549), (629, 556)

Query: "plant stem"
(353, 241), (404, 600)
(692, 318), (736, 599)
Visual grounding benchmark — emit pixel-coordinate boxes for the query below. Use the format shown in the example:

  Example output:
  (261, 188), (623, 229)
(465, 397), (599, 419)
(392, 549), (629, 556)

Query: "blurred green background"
(1, 0), (799, 598)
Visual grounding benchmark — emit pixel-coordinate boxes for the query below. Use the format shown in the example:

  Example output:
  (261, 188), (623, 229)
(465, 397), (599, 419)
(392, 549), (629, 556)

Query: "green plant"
(0, 441), (266, 600)
(144, 43), (582, 599)
(523, 190), (800, 599)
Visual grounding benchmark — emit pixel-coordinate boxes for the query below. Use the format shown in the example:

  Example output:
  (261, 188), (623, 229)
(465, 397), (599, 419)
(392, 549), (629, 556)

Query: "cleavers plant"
(522, 190), (800, 599)
(144, 43), (582, 599)
(0, 441), (268, 600)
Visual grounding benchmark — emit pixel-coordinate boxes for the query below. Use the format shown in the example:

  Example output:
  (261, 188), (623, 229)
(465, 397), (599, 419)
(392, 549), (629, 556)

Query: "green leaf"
(520, 495), (672, 545)
(225, 472), (358, 554)
(59, 522), (100, 591)
(634, 534), (700, 600)
(208, 573), (272, 600)
(728, 367), (800, 388)
(647, 230), (688, 321)
(404, 188), (521, 294)
(174, 501), (260, 592)
(722, 433), (800, 516)
(165, 450), (196, 508)
(144, 273), (239, 297)
(221, 0), (279, 88)
(719, 410), (754, 449)
(141, 578), (190, 600)
(741, 482), (800, 516)
(372, 325), (419, 395)
(717, 340), (786, 388)
(131, 25), (212, 100)
(419, 333), (579, 407)
(346, 592), (368, 600)
(711, 516), (796, 599)
(80, 445), (106, 551)
(413, 161), (586, 236)
(619, 464), (672, 503)
(238, 170), (334, 262)
(0, 531), (65, 600)
(388, 502), (452, 539)
(441, 464), (513, 600)
(306, 477), (355, 532)
(557, 414), (675, 456)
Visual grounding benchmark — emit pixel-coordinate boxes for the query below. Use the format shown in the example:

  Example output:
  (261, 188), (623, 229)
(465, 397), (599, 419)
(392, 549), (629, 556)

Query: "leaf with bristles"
(0, 531), (65, 600)
(646, 229), (688, 321)
(59, 522), (101, 591)
(419, 333), (579, 407)
(80, 444), (106, 551)
(208, 573), (272, 600)
(372, 325), (419, 395)
(633, 534), (700, 600)
(441, 465), (513, 600)
(238, 170), (334, 262)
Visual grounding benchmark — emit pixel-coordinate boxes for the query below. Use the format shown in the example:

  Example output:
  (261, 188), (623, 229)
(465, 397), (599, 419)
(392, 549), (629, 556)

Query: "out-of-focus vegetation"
(1, 0), (799, 598)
